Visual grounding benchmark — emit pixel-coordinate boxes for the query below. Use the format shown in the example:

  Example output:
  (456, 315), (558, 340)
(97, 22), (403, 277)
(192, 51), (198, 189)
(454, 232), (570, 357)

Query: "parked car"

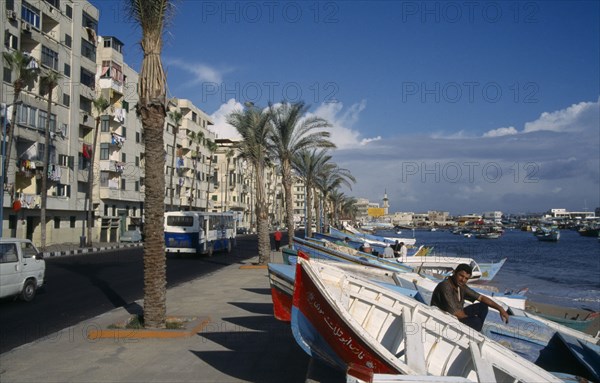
(120, 230), (142, 243)
(236, 227), (248, 235)
(0, 239), (45, 302)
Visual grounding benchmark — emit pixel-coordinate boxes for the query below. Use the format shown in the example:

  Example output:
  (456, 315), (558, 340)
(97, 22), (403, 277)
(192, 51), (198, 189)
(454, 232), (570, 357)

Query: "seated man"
(430, 264), (509, 331)
(382, 245), (395, 258)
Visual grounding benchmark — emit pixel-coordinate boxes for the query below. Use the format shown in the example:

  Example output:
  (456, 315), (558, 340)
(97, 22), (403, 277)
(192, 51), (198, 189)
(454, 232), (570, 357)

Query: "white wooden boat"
(292, 257), (563, 382)
(303, 237), (505, 282)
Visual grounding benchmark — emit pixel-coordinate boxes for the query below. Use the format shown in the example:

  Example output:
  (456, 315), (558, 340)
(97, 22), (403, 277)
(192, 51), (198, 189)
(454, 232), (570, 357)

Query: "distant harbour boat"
(535, 227), (560, 242)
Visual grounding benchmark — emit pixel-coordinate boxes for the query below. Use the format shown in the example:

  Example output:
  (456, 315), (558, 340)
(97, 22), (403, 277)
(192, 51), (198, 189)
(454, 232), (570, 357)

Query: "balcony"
(80, 113), (94, 129)
(99, 160), (125, 174)
(98, 78), (124, 95)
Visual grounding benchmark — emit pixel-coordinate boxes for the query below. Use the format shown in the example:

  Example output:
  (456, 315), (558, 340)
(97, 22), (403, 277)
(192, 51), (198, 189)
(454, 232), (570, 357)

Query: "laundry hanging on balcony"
(113, 108), (126, 124)
(176, 157), (184, 168)
(115, 162), (125, 173)
(48, 164), (61, 182)
(82, 144), (92, 159)
(111, 133), (125, 147)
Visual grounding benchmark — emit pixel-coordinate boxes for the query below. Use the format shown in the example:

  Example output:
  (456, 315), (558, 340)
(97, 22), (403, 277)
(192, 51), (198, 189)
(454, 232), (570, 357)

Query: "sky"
(90, 0), (600, 215)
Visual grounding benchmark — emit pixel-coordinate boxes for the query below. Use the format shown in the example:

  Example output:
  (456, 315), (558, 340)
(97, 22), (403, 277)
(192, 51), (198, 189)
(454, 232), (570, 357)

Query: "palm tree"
(167, 109), (182, 211)
(126, 0), (175, 329)
(87, 96), (110, 247)
(205, 139), (217, 211)
(315, 164), (355, 233)
(39, 70), (60, 250)
(2, 50), (39, 185)
(268, 101), (334, 247)
(227, 103), (272, 264)
(292, 149), (332, 238)
(188, 130), (204, 211)
(224, 148), (234, 211)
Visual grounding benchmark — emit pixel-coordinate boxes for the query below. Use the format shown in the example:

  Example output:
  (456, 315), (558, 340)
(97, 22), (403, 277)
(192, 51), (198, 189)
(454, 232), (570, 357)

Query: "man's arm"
(478, 295), (510, 323)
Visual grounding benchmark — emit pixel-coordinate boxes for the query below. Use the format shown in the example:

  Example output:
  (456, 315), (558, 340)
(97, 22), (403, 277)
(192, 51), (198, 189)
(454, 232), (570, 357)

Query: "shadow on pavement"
(228, 302), (275, 316)
(241, 287), (272, 295)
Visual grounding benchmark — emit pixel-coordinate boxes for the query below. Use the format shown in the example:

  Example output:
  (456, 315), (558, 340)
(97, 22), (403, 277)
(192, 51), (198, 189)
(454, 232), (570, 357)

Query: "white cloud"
(209, 98), (244, 140)
(165, 58), (230, 85)
(523, 99), (599, 133)
(310, 100), (379, 149)
(482, 126), (518, 137)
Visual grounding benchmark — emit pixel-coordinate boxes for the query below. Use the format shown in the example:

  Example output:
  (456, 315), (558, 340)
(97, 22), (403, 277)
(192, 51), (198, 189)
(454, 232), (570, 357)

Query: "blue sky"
(91, 1), (600, 215)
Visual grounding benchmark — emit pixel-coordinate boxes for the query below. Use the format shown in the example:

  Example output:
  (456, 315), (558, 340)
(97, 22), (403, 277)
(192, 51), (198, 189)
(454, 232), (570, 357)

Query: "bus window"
(167, 216), (194, 227)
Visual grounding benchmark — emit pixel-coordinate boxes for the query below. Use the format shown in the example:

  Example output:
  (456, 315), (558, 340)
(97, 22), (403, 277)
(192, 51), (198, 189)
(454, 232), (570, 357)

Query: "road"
(0, 234), (265, 354)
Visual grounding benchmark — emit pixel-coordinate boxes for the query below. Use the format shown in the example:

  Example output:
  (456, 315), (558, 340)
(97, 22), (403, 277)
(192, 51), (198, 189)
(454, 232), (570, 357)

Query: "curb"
(87, 316), (211, 340)
(42, 243), (143, 258)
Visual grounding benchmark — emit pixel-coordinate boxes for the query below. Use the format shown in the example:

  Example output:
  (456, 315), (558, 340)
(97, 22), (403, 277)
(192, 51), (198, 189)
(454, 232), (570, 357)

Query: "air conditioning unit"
(22, 23), (32, 32)
(6, 10), (17, 20)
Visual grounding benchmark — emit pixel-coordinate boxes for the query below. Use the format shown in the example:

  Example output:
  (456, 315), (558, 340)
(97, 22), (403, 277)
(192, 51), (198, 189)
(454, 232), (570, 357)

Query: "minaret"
(383, 190), (389, 215)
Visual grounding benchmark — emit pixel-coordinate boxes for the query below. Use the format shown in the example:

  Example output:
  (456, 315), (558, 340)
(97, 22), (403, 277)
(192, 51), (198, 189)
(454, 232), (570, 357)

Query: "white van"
(0, 239), (46, 301)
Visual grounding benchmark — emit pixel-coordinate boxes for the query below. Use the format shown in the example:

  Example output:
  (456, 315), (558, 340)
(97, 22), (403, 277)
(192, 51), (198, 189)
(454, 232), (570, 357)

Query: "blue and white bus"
(164, 211), (236, 256)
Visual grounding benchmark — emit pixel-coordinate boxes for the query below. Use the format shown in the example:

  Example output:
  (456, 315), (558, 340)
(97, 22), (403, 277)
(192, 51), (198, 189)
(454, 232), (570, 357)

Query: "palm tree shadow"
(52, 261), (138, 313)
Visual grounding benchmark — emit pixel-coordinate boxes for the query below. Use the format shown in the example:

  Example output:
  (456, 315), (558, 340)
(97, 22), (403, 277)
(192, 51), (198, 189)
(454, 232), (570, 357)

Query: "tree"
(268, 101), (334, 247)
(292, 149), (332, 238)
(167, 109), (182, 211)
(315, 164), (355, 233)
(2, 50), (39, 186)
(188, 130), (204, 211)
(224, 148), (234, 211)
(39, 70), (60, 251)
(87, 96), (110, 247)
(227, 103), (272, 264)
(126, 0), (176, 329)
(205, 139), (217, 211)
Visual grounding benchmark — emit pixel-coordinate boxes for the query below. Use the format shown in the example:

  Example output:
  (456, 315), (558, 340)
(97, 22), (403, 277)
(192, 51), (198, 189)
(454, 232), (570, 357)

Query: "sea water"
(377, 229), (600, 311)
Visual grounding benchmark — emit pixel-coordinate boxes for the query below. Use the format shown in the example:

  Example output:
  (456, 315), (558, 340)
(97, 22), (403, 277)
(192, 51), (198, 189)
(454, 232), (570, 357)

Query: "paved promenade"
(0, 246), (344, 383)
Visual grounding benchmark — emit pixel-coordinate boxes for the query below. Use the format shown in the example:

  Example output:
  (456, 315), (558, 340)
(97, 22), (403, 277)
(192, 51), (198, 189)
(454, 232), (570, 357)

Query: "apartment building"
(1, 0), (100, 243)
(93, 35), (144, 242)
(164, 98), (215, 213)
(1, 1), (219, 245)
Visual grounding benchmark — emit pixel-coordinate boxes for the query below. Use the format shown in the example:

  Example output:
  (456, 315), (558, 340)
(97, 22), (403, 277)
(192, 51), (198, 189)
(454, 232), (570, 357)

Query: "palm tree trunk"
(169, 129), (177, 211)
(255, 166), (270, 264)
(3, 90), (21, 190)
(282, 161), (294, 246)
(40, 88), (53, 250)
(139, 104), (166, 328)
(206, 157), (213, 211)
(86, 119), (100, 246)
(305, 183), (313, 238)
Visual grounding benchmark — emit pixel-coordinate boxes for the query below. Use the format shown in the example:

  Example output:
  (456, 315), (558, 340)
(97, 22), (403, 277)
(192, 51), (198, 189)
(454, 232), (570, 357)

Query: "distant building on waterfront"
(483, 211), (503, 224)
(547, 208), (595, 219)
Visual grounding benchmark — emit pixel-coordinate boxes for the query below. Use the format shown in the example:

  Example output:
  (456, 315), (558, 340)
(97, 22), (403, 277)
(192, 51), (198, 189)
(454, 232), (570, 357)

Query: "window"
(65, 4), (72, 18)
(135, 156), (139, 167)
(82, 11), (98, 32)
(41, 46), (59, 70)
(54, 217), (60, 228)
(3, 67), (11, 83)
(212, 195), (218, 201)
(100, 115), (110, 132)
(70, 216), (76, 228)
(64, 63), (70, 77)
(121, 153), (126, 162)
(64, 34), (71, 48)
(100, 144), (109, 160)
(121, 127), (126, 137)
(121, 179), (126, 190)
(4, 33), (18, 50)
(103, 37), (123, 53)
(136, 132), (140, 143)
(0, 243), (18, 263)
(38, 110), (47, 131)
(81, 38), (96, 61)
(78, 153), (88, 170)
(135, 181), (139, 191)
(62, 93), (70, 106)
(21, 1), (40, 29)
(80, 96), (92, 114)
(44, 0), (60, 9)
(100, 172), (109, 187)
(80, 68), (95, 90)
